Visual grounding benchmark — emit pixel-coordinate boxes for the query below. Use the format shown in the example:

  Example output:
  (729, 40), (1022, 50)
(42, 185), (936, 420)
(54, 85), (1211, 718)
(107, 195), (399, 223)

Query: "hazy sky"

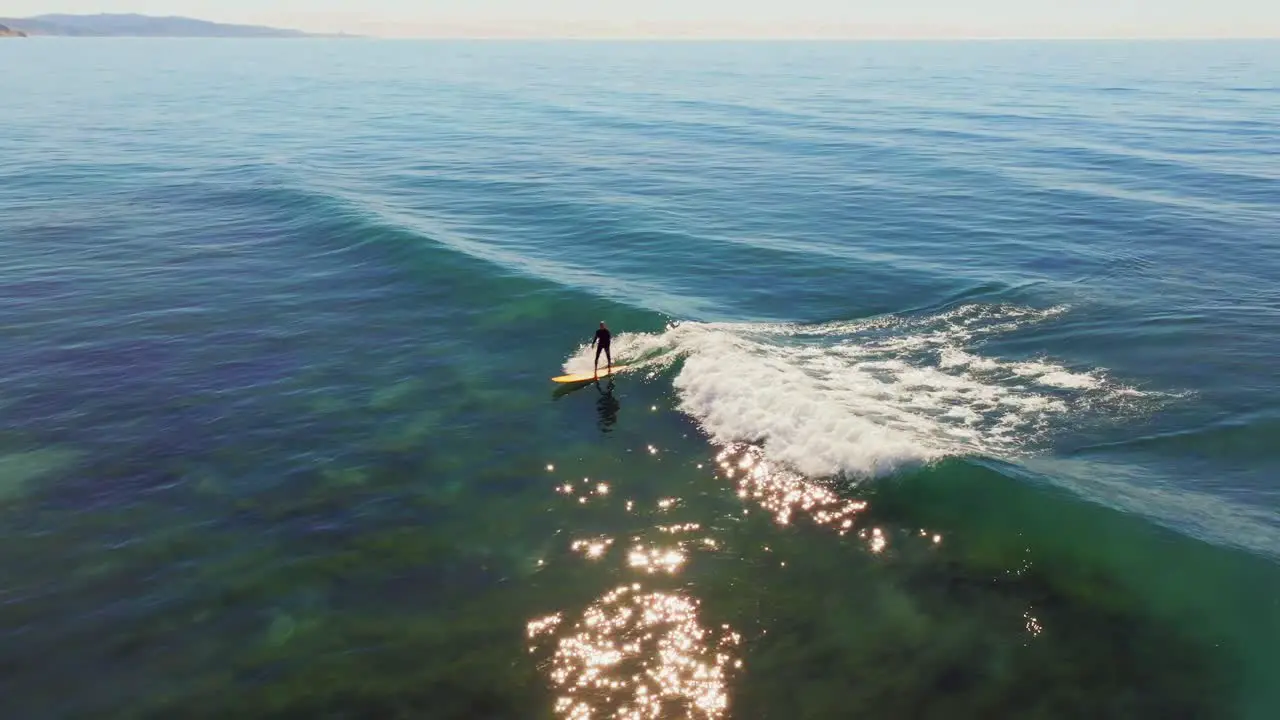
(2, 0), (1278, 38)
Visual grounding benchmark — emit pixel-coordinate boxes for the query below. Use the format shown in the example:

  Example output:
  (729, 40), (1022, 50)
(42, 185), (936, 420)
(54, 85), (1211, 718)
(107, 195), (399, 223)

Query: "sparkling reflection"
(529, 585), (742, 719)
(658, 523), (702, 534)
(627, 544), (687, 575)
(571, 537), (616, 560)
(528, 613), (564, 638)
(715, 445), (867, 533)
(916, 529), (946, 545)
(1024, 609), (1044, 637)
(869, 527), (887, 554)
(555, 479), (612, 505)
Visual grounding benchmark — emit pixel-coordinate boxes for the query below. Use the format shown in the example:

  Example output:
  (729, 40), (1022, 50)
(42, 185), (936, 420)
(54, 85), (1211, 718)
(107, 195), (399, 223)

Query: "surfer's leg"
(594, 345), (603, 374)
(605, 346), (612, 371)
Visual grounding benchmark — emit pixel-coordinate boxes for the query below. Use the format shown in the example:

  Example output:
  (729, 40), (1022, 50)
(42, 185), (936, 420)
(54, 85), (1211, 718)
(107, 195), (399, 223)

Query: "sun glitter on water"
(528, 584), (742, 720)
(626, 544), (687, 575)
(711, 444), (950, 557)
(571, 537), (616, 560)
(716, 445), (867, 532)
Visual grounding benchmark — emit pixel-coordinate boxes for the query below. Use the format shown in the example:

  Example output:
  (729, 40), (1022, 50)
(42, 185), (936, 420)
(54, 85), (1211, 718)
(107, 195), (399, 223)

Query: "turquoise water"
(1, 38), (1279, 719)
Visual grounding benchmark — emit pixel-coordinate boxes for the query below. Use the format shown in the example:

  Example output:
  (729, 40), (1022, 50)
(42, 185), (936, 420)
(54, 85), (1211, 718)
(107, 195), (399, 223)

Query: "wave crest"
(565, 304), (1161, 479)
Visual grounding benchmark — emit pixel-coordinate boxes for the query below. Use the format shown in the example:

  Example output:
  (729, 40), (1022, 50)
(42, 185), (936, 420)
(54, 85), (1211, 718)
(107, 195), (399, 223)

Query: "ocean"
(1, 38), (1278, 719)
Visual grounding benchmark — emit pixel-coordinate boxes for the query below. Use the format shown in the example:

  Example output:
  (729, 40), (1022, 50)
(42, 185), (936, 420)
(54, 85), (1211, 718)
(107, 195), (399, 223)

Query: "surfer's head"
(600, 321), (607, 328)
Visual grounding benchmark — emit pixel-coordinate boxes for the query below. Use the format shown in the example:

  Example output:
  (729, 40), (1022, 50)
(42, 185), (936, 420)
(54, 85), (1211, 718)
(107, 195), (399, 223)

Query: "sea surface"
(1, 38), (1279, 719)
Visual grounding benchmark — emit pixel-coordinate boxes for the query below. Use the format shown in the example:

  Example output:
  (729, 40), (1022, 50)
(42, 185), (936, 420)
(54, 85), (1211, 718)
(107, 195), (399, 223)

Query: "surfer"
(592, 321), (612, 375)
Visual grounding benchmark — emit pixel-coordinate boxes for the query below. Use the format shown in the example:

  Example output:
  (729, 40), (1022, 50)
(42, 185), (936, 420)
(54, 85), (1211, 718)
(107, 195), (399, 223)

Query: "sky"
(1, 0), (1278, 38)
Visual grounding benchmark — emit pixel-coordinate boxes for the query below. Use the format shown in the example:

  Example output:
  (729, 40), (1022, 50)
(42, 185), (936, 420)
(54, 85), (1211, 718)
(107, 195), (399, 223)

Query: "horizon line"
(18, 34), (1280, 41)
(350, 34), (1280, 40)
(5, 13), (1279, 41)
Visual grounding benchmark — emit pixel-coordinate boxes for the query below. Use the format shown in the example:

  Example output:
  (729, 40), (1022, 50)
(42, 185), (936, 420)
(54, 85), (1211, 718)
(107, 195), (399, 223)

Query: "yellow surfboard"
(551, 364), (630, 384)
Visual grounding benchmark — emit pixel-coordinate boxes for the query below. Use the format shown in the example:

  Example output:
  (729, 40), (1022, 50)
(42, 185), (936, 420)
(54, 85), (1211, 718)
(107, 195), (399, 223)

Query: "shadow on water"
(549, 377), (621, 433)
(551, 380), (594, 400)
(595, 380), (620, 433)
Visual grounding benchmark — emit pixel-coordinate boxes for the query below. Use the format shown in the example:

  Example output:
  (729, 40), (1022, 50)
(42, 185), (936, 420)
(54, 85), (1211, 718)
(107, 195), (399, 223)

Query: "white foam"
(672, 336), (935, 478)
(560, 328), (676, 377)
(563, 304), (1157, 480)
(1037, 370), (1102, 390)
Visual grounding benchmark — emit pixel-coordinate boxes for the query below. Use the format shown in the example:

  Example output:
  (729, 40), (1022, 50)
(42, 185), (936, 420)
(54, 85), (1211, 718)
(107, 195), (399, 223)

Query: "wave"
(563, 303), (1160, 480)
(1020, 456), (1280, 560)
(557, 303), (1280, 557)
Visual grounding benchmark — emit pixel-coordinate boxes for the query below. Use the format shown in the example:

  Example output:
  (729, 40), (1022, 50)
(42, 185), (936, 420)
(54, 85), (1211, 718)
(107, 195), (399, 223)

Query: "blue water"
(1, 38), (1278, 719)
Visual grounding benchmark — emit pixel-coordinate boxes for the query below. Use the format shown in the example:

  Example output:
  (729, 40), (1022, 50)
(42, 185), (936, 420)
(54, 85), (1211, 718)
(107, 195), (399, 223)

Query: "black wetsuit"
(594, 327), (612, 368)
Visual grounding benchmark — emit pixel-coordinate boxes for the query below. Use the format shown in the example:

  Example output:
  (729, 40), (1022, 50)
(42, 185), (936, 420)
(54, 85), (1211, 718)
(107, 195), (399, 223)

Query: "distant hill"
(0, 22), (27, 37)
(0, 13), (342, 38)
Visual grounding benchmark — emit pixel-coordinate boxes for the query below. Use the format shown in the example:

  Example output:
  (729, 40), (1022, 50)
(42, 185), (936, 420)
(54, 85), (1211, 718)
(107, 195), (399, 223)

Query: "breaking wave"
(564, 304), (1160, 479)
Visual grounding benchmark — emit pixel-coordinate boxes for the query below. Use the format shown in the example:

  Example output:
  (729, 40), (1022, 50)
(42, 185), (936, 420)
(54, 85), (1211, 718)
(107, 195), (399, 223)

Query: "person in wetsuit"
(592, 321), (612, 374)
